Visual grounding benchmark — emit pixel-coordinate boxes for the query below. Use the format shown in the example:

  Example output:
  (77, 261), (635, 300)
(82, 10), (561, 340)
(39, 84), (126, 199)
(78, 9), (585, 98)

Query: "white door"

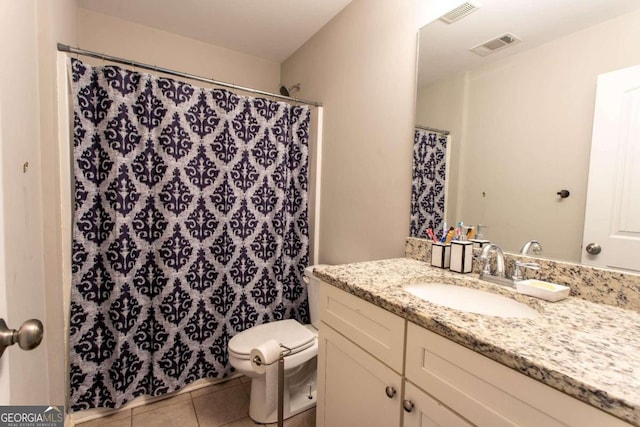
(582, 64), (640, 271)
(0, 0), (49, 404)
(0, 103), (9, 403)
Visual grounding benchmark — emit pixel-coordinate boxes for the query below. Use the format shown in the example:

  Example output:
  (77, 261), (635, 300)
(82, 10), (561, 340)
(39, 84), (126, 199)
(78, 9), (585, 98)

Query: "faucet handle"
(512, 261), (540, 281)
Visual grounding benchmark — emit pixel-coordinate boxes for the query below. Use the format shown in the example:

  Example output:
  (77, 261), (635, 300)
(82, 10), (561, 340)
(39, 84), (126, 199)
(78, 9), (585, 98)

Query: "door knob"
(403, 400), (415, 412)
(385, 386), (396, 398)
(0, 318), (43, 358)
(585, 243), (602, 255)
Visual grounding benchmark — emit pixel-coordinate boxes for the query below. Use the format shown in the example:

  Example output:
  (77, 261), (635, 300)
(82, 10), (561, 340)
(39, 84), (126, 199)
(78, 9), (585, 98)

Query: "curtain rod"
(57, 43), (323, 107)
(415, 124), (450, 135)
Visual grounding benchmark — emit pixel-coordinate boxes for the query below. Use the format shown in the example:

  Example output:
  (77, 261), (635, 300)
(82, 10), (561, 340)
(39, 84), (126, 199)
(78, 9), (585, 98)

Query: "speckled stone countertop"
(314, 258), (640, 426)
(405, 237), (640, 312)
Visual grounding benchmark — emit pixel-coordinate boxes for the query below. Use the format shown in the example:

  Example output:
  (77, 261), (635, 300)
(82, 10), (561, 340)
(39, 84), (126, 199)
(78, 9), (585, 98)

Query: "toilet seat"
(228, 319), (316, 360)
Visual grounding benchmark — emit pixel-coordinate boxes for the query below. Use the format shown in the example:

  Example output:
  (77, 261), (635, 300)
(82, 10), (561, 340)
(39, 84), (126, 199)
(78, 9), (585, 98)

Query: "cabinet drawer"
(406, 323), (631, 427)
(320, 282), (405, 373)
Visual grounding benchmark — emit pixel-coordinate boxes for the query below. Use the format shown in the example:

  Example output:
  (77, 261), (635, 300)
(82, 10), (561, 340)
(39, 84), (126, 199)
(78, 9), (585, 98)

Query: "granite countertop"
(314, 258), (640, 426)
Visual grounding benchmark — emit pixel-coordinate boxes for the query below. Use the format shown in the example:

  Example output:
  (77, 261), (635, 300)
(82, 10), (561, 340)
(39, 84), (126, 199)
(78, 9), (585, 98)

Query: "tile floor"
(76, 377), (316, 427)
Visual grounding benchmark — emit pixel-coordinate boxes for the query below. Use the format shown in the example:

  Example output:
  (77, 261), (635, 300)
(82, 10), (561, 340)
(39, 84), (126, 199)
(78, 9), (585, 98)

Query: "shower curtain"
(68, 58), (310, 410)
(410, 128), (447, 238)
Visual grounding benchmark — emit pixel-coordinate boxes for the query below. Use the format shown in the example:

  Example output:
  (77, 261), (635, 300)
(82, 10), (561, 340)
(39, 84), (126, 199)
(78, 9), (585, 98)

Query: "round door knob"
(586, 243), (602, 255)
(16, 319), (43, 350)
(0, 318), (44, 358)
(403, 400), (414, 412)
(385, 386), (396, 398)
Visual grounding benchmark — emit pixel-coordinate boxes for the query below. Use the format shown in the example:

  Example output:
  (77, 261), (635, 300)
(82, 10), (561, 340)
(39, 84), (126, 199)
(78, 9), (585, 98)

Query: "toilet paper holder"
(251, 343), (292, 427)
(251, 344), (292, 367)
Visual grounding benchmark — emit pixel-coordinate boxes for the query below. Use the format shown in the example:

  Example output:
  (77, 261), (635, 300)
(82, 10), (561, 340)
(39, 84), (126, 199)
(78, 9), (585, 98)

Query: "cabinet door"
(403, 381), (473, 427)
(317, 324), (402, 427)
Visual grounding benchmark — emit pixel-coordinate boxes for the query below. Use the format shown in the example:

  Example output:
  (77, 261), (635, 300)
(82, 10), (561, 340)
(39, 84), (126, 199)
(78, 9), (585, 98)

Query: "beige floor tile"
(131, 392), (191, 416)
(287, 407), (316, 427)
(266, 407), (316, 427)
(76, 409), (132, 427)
(132, 399), (198, 427)
(240, 378), (252, 396)
(191, 378), (244, 398)
(193, 384), (250, 427)
(221, 416), (265, 426)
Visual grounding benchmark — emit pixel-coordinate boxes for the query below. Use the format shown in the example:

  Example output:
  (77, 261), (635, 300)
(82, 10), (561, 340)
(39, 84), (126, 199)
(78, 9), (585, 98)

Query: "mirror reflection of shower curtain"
(68, 58), (310, 411)
(410, 128), (448, 238)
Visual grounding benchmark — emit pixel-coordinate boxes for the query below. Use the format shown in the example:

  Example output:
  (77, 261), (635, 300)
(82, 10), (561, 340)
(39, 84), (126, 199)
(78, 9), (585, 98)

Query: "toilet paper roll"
(249, 339), (281, 374)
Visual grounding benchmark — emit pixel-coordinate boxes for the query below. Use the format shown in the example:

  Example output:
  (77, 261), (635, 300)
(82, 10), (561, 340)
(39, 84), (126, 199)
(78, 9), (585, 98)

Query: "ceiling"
(77, 0), (353, 63)
(418, 0), (640, 87)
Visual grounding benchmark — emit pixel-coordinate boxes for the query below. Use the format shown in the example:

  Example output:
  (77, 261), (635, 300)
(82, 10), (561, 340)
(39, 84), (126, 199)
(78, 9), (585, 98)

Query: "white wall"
(282, 0), (418, 264)
(77, 8), (281, 93)
(417, 9), (640, 262)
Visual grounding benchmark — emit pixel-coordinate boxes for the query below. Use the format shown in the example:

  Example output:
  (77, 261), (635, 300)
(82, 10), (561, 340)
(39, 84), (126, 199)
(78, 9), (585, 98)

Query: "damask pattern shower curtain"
(69, 58), (310, 410)
(410, 129), (447, 238)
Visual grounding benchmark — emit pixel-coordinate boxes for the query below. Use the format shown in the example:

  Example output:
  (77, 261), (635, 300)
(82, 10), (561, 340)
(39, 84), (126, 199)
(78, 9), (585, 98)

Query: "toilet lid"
(228, 319), (316, 359)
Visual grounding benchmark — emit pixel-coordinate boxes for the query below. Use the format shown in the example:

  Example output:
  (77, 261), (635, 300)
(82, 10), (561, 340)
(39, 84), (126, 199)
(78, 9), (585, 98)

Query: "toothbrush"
(466, 227), (475, 240)
(444, 227), (455, 244)
(426, 228), (437, 243)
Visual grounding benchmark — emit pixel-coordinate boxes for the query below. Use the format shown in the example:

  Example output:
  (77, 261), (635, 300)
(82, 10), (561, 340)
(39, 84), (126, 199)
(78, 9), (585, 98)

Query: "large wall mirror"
(414, 0), (640, 266)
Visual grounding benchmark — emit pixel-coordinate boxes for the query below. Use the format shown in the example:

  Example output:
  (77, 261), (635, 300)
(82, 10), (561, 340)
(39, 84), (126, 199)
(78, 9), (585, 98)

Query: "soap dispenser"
(450, 226), (474, 273)
(469, 224), (490, 249)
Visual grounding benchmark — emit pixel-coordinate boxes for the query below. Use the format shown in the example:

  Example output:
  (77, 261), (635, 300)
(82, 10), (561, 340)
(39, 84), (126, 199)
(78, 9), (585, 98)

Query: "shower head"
(279, 83), (301, 97)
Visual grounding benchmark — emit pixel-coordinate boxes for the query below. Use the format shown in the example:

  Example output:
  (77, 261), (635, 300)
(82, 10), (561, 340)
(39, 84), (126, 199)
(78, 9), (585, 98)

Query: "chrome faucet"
(479, 244), (542, 288)
(480, 243), (505, 281)
(520, 240), (543, 256)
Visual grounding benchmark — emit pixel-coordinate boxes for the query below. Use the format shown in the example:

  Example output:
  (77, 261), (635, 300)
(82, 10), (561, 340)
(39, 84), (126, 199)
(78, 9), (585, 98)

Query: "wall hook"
(557, 189), (570, 198)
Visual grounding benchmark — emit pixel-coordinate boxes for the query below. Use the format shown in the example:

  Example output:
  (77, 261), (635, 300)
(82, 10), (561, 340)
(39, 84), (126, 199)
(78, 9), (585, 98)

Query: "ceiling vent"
(439, 1), (480, 24)
(470, 33), (521, 57)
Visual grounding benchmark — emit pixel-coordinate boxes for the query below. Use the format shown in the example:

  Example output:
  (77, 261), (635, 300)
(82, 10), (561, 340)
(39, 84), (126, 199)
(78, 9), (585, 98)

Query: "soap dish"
(516, 279), (570, 302)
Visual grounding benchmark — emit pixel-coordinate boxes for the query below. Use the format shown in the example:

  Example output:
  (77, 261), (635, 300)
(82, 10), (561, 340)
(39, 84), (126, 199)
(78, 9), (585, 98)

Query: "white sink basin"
(403, 283), (540, 318)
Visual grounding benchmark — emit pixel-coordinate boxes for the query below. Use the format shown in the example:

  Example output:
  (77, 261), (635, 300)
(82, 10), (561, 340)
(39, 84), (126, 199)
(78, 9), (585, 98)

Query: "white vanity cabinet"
(317, 283), (469, 427)
(317, 282), (633, 427)
(317, 283), (404, 427)
(405, 323), (632, 427)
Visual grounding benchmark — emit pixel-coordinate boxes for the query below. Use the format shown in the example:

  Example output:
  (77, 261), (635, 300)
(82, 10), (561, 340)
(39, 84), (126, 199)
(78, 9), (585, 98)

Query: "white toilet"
(228, 266), (320, 424)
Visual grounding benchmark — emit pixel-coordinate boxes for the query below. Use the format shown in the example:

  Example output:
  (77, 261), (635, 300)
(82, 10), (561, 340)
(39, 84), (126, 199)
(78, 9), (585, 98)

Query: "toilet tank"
(304, 265), (323, 329)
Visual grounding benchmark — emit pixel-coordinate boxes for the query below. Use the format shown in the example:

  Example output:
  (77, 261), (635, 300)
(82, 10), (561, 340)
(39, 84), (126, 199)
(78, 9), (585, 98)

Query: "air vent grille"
(439, 1), (480, 24)
(470, 33), (521, 57)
